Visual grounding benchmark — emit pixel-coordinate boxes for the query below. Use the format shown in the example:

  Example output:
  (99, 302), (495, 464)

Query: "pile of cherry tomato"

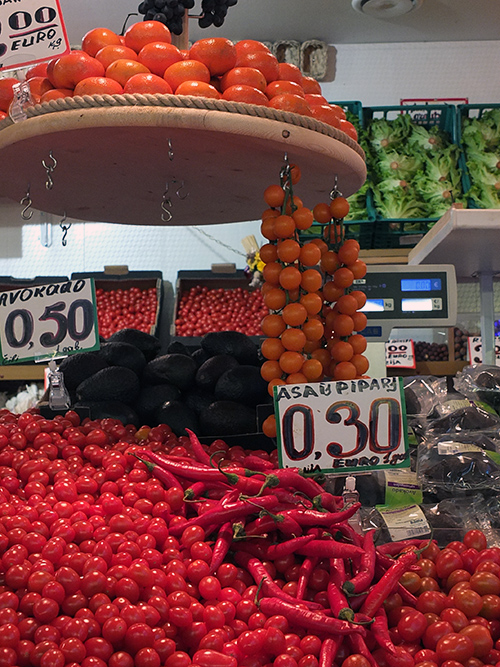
(0, 406), (500, 667)
(95, 287), (158, 338)
(174, 286), (268, 337)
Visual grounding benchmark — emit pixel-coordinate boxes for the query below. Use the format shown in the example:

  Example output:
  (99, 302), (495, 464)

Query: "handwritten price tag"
(0, 278), (99, 364)
(467, 336), (500, 366)
(385, 339), (416, 369)
(0, 0), (70, 71)
(275, 377), (410, 475)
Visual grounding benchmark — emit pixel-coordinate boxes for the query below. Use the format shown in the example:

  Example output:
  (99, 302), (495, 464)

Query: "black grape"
(139, 0), (237, 32)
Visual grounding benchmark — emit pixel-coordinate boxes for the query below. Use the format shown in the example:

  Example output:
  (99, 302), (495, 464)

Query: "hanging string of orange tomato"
(259, 161), (369, 438)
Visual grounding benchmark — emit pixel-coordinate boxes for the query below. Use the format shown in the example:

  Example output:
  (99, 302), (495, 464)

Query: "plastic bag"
(403, 376), (440, 417)
(417, 430), (500, 495)
(455, 364), (500, 414)
(364, 494), (500, 547)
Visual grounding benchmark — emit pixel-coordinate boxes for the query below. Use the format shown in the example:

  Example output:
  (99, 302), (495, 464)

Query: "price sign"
(275, 376), (410, 475)
(0, 0), (70, 71)
(467, 336), (500, 366)
(0, 278), (99, 364)
(385, 339), (416, 369)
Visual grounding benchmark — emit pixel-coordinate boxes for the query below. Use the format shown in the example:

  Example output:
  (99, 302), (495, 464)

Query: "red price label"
(0, 0), (70, 71)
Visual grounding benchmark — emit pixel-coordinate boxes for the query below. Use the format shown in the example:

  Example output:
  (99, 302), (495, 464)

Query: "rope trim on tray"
(0, 93), (365, 160)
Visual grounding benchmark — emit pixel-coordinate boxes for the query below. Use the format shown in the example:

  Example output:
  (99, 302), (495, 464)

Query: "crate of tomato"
(71, 267), (162, 339)
(172, 268), (268, 342)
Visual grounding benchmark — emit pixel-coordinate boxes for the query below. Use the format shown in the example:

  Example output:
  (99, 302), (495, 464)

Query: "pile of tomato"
(95, 287), (158, 338)
(0, 21), (358, 142)
(174, 286), (268, 337)
(0, 407), (499, 667)
(256, 163), (369, 437)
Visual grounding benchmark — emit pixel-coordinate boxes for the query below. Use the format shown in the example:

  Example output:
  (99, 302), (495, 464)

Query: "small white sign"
(467, 336), (500, 366)
(377, 504), (430, 541)
(385, 339), (416, 369)
(0, 0), (70, 71)
(275, 376), (410, 475)
(0, 278), (99, 364)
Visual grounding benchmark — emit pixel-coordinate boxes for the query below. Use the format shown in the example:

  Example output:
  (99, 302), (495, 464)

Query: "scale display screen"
(401, 278), (442, 292)
(401, 298), (433, 312)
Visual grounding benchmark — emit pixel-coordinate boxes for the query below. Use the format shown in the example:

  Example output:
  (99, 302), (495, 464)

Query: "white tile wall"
(0, 39), (498, 336)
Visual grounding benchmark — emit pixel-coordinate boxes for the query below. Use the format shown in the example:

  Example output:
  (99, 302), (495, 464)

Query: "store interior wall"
(0, 38), (498, 333)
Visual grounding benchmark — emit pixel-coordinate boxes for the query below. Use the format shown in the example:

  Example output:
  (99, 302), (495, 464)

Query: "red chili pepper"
(319, 637), (343, 667)
(297, 556), (318, 600)
(183, 481), (208, 501)
(360, 550), (417, 617)
(327, 558), (355, 623)
(377, 539), (428, 556)
(296, 538), (364, 560)
(268, 468), (325, 498)
(140, 449), (240, 484)
(168, 494), (279, 536)
(374, 559), (418, 607)
(371, 607), (398, 657)
(343, 530), (376, 596)
(234, 551), (322, 611)
(135, 456), (183, 490)
(208, 521), (233, 574)
(266, 488), (314, 508)
(334, 522), (364, 548)
(185, 428), (211, 466)
(280, 502), (362, 528)
(313, 492), (341, 512)
(258, 597), (366, 636)
(266, 533), (317, 560)
(243, 455), (275, 472)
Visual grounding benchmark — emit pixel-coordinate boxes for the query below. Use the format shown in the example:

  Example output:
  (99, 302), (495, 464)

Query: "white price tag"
(467, 336), (500, 366)
(0, 278), (99, 364)
(0, 0), (70, 71)
(385, 339), (416, 369)
(378, 504), (430, 541)
(275, 376), (410, 475)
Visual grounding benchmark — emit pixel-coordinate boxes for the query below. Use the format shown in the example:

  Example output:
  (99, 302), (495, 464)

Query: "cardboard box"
(71, 268), (163, 338)
(171, 268), (261, 341)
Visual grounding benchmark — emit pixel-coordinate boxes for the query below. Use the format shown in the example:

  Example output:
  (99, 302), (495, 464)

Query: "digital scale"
(352, 264), (457, 375)
(357, 264), (457, 341)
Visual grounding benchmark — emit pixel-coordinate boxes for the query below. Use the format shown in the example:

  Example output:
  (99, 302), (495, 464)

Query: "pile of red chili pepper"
(136, 429), (429, 667)
(0, 408), (499, 667)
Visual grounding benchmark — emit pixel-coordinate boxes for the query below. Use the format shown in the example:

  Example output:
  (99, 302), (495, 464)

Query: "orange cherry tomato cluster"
(259, 164), (369, 438)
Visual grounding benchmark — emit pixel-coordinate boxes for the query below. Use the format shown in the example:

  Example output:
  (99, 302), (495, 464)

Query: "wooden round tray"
(0, 94), (367, 226)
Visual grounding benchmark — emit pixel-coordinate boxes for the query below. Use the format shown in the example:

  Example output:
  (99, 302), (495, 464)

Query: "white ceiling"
(59, 0), (500, 47)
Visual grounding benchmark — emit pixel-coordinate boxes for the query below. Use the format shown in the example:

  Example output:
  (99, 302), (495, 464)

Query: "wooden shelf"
(0, 99), (366, 227)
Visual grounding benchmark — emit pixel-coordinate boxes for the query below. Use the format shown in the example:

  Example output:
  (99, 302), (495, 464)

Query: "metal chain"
(191, 226), (247, 257)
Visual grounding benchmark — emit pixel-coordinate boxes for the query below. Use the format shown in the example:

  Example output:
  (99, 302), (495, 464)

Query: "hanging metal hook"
(59, 212), (71, 246)
(330, 174), (342, 200)
(280, 151), (292, 187)
(41, 151), (57, 190)
(20, 187), (33, 220)
(167, 138), (174, 161)
(161, 184), (173, 222)
(174, 179), (189, 200)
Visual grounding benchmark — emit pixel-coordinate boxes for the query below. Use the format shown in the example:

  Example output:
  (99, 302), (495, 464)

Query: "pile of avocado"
(59, 329), (270, 437)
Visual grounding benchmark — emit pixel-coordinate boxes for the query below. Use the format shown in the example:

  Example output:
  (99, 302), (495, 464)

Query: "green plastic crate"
(363, 104), (461, 249)
(457, 103), (500, 210)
